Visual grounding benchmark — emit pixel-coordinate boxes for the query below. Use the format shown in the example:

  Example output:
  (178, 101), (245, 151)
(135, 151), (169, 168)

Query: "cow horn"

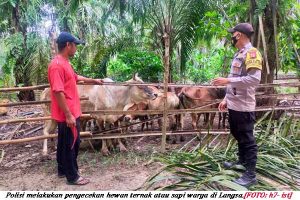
(133, 73), (139, 80)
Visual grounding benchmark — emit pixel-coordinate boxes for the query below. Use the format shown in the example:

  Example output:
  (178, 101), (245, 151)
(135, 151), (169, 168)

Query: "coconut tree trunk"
(63, 0), (71, 32)
(161, 17), (171, 152)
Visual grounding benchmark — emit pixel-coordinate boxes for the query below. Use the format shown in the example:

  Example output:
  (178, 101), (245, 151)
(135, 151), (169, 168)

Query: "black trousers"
(57, 118), (81, 182)
(228, 109), (258, 170)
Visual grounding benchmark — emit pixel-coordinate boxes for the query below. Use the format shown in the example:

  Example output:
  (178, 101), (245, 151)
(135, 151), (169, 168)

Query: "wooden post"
(272, 0), (279, 79)
(258, 15), (270, 74)
(162, 25), (171, 152)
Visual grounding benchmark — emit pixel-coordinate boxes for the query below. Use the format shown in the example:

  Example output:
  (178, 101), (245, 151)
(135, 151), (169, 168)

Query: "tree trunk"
(12, 2), (35, 101)
(161, 16), (171, 152)
(251, 1), (279, 114)
(63, 0), (71, 32)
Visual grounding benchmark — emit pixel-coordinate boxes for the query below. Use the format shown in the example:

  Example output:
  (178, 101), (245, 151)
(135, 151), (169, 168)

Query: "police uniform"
(225, 42), (262, 173)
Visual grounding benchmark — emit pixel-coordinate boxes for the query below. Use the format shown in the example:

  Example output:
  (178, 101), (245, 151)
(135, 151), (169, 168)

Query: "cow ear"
(133, 73), (139, 80)
(123, 103), (135, 111)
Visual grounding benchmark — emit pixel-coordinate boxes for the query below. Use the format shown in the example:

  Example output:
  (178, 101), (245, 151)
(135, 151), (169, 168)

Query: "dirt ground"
(0, 130), (166, 190)
(0, 105), (214, 191)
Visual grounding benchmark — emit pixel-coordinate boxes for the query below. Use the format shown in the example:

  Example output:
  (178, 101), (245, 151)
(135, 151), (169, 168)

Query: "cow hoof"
(119, 146), (128, 153)
(101, 150), (110, 156)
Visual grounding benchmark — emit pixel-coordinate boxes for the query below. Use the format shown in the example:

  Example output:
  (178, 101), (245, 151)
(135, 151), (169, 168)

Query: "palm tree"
(0, 0), (47, 101)
(126, 0), (207, 82)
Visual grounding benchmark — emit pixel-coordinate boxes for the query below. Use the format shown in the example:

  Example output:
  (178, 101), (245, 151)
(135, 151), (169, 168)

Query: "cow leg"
(141, 118), (145, 132)
(203, 113), (209, 127)
(80, 119), (88, 131)
(175, 114), (181, 130)
(209, 113), (216, 128)
(191, 113), (198, 130)
(101, 139), (110, 156)
(218, 112), (221, 129)
(158, 118), (162, 130)
(222, 113), (227, 128)
(43, 119), (57, 156)
(118, 138), (128, 152)
(150, 116), (155, 131)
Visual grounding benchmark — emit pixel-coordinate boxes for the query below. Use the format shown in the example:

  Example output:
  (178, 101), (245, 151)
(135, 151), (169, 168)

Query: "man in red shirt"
(48, 32), (102, 185)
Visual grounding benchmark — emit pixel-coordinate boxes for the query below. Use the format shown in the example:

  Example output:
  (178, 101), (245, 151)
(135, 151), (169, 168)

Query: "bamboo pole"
(0, 97), (89, 107)
(1, 105), (298, 126)
(90, 130), (229, 140)
(272, 0), (279, 79)
(1, 81), (300, 93)
(259, 15), (270, 74)
(0, 84), (49, 92)
(0, 132), (92, 145)
(84, 105), (300, 115)
(0, 114), (91, 125)
(256, 25), (261, 49)
(1, 91), (299, 111)
(161, 27), (171, 153)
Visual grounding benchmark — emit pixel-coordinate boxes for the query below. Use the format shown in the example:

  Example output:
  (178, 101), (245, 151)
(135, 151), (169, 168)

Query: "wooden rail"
(0, 97), (89, 107)
(0, 114), (91, 125)
(84, 105), (300, 115)
(0, 106), (298, 125)
(0, 130), (228, 145)
(0, 132), (92, 145)
(90, 130), (229, 140)
(1, 81), (300, 93)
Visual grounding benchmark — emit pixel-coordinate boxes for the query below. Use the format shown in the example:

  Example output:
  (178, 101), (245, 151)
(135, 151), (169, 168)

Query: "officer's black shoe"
(223, 160), (244, 169)
(234, 170), (257, 187)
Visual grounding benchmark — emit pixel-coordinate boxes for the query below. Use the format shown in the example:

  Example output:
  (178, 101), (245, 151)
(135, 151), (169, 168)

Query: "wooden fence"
(0, 81), (299, 151)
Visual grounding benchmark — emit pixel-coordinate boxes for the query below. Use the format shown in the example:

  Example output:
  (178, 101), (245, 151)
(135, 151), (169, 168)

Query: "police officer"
(211, 23), (262, 187)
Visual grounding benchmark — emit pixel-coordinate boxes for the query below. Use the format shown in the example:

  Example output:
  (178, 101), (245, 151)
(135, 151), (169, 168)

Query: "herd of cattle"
(41, 74), (226, 156)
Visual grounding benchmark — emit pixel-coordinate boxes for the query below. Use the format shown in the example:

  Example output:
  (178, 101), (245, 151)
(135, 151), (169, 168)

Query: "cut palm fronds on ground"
(141, 113), (300, 191)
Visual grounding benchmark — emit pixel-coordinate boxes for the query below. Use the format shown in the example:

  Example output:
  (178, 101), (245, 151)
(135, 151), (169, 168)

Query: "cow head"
(126, 73), (157, 103)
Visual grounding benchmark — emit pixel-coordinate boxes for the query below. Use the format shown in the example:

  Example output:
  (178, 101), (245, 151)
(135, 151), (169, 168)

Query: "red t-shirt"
(48, 55), (81, 122)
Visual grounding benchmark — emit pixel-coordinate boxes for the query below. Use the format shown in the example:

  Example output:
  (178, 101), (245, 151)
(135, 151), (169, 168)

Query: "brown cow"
(122, 102), (149, 132)
(42, 74), (157, 156)
(0, 99), (9, 116)
(178, 87), (225, 130)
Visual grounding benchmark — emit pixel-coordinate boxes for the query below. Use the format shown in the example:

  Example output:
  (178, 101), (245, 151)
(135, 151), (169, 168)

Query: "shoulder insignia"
(245, 48), (262, 71)
(249, 50), (257, 59)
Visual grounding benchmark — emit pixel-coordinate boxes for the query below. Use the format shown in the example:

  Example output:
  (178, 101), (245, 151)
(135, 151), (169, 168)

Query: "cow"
(41, 74), (157, 156)
(122, 102), (149, 132)
(147, 87), (180, 131)
(122, 86), (181, 143)
(178, 87), (226, 130)
(0, 99), (9, 116)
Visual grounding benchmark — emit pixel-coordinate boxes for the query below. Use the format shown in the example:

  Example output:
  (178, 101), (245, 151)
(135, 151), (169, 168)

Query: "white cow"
(42, 74), (157, 155)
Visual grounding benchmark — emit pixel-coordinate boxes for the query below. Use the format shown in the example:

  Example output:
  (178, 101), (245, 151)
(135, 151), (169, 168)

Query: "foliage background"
(1, 0), (299, 91)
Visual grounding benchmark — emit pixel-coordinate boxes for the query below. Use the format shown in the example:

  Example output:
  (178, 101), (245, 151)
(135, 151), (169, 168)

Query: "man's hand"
(218, 100), (227, 112)
(211, 77), (229, 86)
(95, 79), (103, 85)
(66, 113), (76, 127)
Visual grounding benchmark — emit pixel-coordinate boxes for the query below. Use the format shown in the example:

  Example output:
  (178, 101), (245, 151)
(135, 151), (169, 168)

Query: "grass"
(275, 86), (298, 94)
(141, 111), (300, 191)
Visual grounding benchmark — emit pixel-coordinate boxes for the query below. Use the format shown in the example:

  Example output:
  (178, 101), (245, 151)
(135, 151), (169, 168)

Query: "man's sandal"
(67, 177), (90, 185)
